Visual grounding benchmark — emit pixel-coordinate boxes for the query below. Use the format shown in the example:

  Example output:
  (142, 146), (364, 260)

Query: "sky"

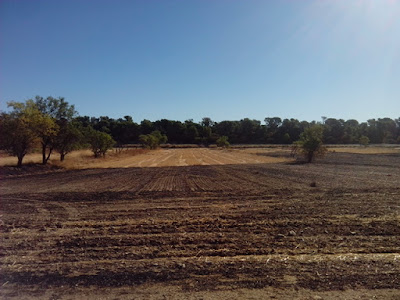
(1, 0), (399, 123)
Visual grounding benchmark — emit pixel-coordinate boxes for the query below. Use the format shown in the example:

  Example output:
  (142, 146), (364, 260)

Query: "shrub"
(292, 125), (327, 163)
(139, 130), (168, 149)
(86, 128), (115, 158)
(216, 136), (230, 148)
(359, 135), (370, 147)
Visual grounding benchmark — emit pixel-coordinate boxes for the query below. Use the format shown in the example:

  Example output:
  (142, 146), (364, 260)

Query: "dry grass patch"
(0, 151), (43, 166)
(53, 148), (149, 169)
(328, 146), (400, 154)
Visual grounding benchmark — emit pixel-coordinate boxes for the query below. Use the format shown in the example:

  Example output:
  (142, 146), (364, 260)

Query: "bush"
(216, 136), (230, 148)
(139, 130), (167, 149)
(86, 128), (115, 158)
(292, 125), (327, 163)
(359, 135), (370, 147)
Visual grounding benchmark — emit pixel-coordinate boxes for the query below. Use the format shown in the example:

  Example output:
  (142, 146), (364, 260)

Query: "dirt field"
(1, 148), (399, 299)
(0, 147), (290, 169)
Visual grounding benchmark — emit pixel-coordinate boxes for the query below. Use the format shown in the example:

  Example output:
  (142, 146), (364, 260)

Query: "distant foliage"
(359, 135), (370, 147)
(74, 115), (400, 146)
(216, 136), (230, 148)
(293, 125), (327, 163)
(2, 97), (400, 168)
(139, 130), (168, 149)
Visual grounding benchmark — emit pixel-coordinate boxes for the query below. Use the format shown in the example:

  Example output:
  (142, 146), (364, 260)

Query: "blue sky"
(1, 0), (399, 123)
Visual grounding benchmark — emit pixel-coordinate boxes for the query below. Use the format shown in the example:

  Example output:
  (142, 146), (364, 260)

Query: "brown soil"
(1, 149), (399, 299)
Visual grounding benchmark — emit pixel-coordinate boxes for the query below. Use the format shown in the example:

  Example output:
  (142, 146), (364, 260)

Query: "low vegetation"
(86, 127), (116, 158)
(216, 135), (230, 148)
(1, 96), (399, 167)
(139, 130), (168, 149)
(359, 135), (370, 147)
(292, 125), (327, 163)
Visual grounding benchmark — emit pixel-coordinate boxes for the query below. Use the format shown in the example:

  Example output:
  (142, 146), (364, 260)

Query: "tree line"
(76, 115), (400, 146)
(1, 96), (399, 167)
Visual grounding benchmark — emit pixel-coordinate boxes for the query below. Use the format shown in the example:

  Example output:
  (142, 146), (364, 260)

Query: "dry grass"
(1, 148), (291, 169)
(0, 149), (149, 169)
(328, 146), (400, 154)
(52, 148), (149, 169)
(2, 145), (397, 169)
(0, 151), (43, 166)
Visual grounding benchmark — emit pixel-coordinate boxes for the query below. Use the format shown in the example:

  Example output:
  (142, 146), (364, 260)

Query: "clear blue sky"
(1, 0), (399, 123)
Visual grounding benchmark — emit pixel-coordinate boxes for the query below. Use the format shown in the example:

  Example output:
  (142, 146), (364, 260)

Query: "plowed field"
(1, 148), (399, 299)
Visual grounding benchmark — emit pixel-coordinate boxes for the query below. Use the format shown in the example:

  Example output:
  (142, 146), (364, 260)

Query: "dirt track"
(1, 149), (400, 299)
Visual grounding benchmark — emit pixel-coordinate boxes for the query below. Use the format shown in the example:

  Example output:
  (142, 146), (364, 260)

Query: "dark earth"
(1, 150), (399, 299)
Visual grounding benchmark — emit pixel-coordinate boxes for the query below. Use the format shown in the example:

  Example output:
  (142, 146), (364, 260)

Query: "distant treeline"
(75, 116), (400, 146)
(1, 96), (399, 167)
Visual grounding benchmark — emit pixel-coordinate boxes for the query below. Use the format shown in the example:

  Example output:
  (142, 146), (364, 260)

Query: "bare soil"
(1, 149), (399, 299)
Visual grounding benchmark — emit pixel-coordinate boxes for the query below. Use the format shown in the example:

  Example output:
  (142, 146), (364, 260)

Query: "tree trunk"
(60, 152), (65, 161)
(17, 154), (24, 168)
(44, 147), (53, 164)
(42, 143), (47, 165)
(307, 151), (314, 163)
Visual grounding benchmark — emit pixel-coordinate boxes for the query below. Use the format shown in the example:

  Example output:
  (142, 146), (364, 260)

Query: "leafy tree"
(359, 135), (370, 147)
(184, 124), (199, 143)
(293, 125), (327, 163)
(54, 121), (84, 161)
(140, 119), (155, 135)
(34, 96), (76, 120)
(154, 119), (186, 143)
(323, 118), (345, 144)
(33, 112), (59, 164)
(139, 130), (167, 149)
(33, 96), (77, 164)
(238, 118), (262, 143)
(265, 117), (282, 143)
(139, 134), (158, 149)
(343, 119), (360, 144)
(7, 100), (59, 165)
(86, 127), (115, 158)
(201, 117), (214, 128)
(282, 133), (291, 144)
(216, 136), (230, 148)
(111, 116), (140, 148)
(277, 119), (305, 144)
(0, 111), (38, 167)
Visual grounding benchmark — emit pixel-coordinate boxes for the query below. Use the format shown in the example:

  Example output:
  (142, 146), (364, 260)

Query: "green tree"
(216, 136), (230, 148)
(86, 128), (115, 158)
(201, 117), (214, 128)
(54, 121), (84, 161)
(264, 117), (282, 143)
(359, 135), (370, 147)
(0, 111), (38, 167)
(140, 119), (155, 135)
(33, 96), (77, 164)
(184, 124), (199, 143)
(293, 125), (327, 163)
(7, 100), (59, 165)
(139, 130), (167, 149)
(33, 112), (59, 164)
(323, 118), (345, 144)
(139, 134), (158, 149)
